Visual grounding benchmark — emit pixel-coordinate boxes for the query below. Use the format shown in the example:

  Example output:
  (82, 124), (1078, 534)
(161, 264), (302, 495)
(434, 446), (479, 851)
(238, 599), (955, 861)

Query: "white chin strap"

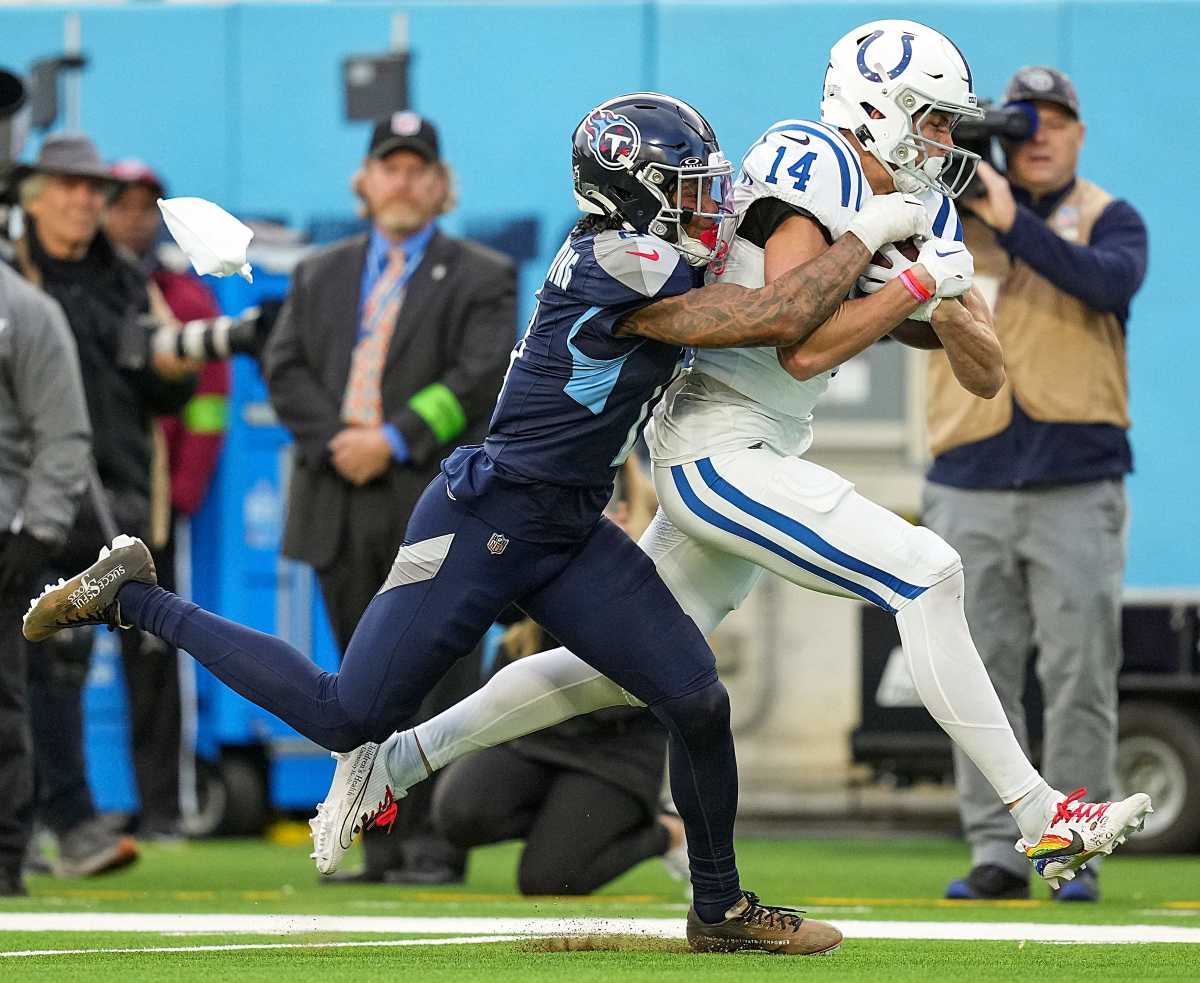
(889, 154), (946, 194)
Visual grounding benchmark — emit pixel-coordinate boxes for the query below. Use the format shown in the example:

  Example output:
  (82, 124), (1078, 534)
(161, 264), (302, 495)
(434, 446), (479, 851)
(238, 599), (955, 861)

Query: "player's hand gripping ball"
(857, 237), (922, 295)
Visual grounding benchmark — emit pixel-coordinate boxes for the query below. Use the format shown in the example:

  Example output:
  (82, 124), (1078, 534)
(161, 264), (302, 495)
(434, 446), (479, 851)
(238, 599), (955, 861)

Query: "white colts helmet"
(821, 20), (983, 198)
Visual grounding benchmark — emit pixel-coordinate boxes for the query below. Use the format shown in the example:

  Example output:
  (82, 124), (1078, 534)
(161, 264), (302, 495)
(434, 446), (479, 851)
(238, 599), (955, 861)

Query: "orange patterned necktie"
(341, 245), (406, 426)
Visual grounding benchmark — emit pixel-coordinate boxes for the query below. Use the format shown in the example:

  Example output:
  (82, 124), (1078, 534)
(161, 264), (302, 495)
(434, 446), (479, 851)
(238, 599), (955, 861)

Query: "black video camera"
(946, 99), (1039, 197)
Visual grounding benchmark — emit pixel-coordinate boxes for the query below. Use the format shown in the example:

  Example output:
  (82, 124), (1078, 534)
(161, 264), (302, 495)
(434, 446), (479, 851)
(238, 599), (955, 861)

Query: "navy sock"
(650, 681), (743, 922)
(118, 583), (367, 751)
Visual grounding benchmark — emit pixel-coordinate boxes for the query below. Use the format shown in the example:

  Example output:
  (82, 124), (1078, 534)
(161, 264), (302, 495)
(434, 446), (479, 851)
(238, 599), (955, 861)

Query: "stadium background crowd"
(0, 0), (1195, 900)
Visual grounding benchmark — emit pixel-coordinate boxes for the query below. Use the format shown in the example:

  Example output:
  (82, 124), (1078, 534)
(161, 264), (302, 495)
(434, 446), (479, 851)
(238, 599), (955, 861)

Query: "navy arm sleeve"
(996, 199), (1148, 318)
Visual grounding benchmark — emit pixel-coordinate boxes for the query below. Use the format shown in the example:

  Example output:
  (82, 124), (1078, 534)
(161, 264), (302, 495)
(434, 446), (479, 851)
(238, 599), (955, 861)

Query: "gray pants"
(922, 479), (1126, 877)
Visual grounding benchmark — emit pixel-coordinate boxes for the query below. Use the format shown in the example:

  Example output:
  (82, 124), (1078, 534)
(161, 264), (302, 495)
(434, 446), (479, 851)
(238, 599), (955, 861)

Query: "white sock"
(1009, 781), (1063, 844)
(382, 647), (633, 786)
(895, 568), (1044, 804)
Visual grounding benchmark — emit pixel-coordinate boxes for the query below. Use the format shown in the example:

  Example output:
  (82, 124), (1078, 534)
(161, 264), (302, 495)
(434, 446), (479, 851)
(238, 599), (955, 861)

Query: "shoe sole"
(23, 535), (154, 642)
(309, 743), (380, 875)
(1037, 795), (1153, 888)
(687, 934), (842, 956)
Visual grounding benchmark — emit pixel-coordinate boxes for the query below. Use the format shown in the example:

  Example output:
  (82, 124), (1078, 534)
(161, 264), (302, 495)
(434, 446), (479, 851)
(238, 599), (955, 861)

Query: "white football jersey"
(690, 119), (872, 424)
(649, 118), (962, 466)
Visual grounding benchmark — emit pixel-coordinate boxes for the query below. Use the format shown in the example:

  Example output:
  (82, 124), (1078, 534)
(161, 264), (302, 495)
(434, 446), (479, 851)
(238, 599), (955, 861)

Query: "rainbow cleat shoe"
(1019, 787), (1153, 888)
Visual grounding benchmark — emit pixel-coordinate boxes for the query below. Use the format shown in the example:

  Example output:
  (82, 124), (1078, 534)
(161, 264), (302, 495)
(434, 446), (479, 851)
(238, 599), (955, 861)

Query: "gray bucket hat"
(9, 131), (118, 189)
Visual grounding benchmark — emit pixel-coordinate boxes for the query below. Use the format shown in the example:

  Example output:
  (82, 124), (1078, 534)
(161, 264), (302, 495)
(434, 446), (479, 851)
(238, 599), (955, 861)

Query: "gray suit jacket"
(264, 229), (516, 570)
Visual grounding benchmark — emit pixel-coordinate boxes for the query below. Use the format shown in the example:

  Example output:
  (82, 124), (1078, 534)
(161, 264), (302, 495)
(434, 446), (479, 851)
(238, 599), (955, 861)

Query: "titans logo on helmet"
(585, 109), (641, 171)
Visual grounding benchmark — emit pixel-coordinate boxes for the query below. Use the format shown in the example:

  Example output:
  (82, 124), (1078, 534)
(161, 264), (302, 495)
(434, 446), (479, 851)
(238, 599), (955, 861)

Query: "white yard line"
(2, 913), (1200, 953)
(1, 935), (522, 958)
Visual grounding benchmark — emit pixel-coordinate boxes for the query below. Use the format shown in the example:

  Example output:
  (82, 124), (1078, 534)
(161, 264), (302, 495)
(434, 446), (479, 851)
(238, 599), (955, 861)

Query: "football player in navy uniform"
(25, 93), (930, 954)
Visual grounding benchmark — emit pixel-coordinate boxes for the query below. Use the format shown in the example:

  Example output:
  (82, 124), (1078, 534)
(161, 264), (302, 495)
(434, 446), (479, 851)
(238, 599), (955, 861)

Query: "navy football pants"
(122, 475), (743, 916)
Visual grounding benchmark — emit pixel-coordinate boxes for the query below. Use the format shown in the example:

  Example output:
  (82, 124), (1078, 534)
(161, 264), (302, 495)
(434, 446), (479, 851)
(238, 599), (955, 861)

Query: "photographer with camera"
(11, 132), (197, 875)
(922, 67), (1149, 902)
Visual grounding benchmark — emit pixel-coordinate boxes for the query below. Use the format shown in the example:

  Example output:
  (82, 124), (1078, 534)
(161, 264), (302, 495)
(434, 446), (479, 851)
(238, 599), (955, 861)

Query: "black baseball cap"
(368, 111), (440, 162)
(1004, 66), (1081, 118)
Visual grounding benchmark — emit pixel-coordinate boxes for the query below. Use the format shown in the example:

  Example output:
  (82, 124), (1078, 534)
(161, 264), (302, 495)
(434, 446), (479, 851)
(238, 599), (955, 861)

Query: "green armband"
(408, 383), (467, 444)
(183, 394), (228, 435)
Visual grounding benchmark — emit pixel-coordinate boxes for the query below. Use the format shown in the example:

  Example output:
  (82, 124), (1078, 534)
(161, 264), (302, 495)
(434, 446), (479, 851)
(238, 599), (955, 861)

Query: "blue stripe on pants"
(693, 458), (927, 602)
(670, 464), (897, 612)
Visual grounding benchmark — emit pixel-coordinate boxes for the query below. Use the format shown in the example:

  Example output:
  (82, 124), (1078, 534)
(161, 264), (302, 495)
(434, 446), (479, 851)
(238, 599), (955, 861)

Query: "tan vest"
(926, 178), (1130, 458)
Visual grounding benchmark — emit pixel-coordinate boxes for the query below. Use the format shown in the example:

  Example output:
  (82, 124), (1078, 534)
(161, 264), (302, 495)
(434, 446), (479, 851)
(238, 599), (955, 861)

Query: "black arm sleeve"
(737, 197), (831, 249)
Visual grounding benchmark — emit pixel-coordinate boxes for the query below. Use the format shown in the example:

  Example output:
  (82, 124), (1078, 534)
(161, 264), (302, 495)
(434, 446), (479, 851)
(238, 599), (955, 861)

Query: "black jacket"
(264, 229), (516, 570)
(16, 225), (194, 502)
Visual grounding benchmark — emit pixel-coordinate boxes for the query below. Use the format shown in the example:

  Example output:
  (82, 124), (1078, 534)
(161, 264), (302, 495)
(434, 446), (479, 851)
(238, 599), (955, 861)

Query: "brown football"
(870, 236), (921, 269)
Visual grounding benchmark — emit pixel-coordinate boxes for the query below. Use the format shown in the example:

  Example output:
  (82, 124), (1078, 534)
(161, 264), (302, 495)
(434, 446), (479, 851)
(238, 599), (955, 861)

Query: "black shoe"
(0, 866), (27, 897)
(945, 864), (1030, 900)
(383, 859), (465, 886)
(23, 535), (156, 642)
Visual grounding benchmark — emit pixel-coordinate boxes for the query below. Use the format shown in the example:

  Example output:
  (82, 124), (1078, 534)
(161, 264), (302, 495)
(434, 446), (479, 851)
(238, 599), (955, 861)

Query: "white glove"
(915, 238), (973, 299)
(856, 241), (941, 321)
(158, 197), (254, 282)
(856, 241), (914, 296)
(846, 192), (932, 255)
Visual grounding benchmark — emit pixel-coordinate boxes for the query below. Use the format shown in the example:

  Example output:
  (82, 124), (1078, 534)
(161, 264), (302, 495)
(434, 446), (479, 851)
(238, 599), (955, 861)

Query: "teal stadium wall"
(1, 1), (1193, 589)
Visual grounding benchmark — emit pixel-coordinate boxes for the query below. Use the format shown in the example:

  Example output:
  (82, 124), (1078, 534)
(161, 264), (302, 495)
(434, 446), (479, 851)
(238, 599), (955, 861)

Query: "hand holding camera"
(960, 162), (1017, 233)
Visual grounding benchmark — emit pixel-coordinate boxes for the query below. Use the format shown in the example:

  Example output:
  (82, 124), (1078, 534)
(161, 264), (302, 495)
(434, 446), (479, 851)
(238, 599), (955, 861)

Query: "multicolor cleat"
(1019, 787), (1153, 888)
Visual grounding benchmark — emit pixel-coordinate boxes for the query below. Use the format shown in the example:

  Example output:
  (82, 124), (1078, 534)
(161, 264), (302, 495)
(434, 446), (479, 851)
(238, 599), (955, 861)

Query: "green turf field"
(3, 830), (1199, 981)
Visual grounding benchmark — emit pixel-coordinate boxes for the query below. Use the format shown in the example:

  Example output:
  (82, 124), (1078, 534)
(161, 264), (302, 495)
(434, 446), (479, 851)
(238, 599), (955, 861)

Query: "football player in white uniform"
(312, 21), (1152, 894)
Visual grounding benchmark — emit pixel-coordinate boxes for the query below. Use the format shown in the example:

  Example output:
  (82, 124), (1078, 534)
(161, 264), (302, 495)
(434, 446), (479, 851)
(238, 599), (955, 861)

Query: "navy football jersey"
(443, 229), (695, 541)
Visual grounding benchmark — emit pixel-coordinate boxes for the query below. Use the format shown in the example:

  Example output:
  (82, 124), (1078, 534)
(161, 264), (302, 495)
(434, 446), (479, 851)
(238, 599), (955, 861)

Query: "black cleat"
(944, 863), (1030, 900)
(23, 535), (156, 642)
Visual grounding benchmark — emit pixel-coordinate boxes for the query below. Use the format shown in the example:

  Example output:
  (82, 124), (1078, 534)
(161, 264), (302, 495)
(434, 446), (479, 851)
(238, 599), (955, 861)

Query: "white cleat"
(308, 741), (408, 875)
(1018, 787), (1153, 888)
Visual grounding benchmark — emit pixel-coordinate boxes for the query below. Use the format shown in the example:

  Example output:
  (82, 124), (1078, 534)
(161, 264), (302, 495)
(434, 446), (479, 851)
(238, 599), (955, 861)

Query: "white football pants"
(406, 445), (1042, 804)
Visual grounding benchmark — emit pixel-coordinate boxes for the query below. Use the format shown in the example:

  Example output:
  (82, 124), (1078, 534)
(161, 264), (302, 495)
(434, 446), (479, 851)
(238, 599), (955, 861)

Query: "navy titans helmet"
(572, 93), (731, 265)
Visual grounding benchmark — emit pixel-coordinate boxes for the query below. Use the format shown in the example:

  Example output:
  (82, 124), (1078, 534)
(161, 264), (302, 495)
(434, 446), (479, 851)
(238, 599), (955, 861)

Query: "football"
(870, 236), (922, 269)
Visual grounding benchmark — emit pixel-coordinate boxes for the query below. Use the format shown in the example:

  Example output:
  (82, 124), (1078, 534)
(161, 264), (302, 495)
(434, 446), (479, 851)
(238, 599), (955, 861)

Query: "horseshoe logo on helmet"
(856, 30), (916, 83)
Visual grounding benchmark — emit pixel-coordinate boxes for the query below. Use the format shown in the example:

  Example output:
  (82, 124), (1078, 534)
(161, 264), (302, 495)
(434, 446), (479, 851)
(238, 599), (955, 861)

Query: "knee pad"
(651, 679), (731, 743)
(890, 529), (962, 613)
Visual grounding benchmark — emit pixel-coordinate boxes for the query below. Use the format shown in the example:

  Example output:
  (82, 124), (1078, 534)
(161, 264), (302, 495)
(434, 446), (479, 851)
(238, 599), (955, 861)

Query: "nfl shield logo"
(486, 533), (509, 555)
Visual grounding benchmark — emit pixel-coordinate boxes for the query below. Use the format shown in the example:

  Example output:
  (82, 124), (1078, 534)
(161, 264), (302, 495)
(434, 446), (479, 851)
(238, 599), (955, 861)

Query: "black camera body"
(946, 99), (1039, 197)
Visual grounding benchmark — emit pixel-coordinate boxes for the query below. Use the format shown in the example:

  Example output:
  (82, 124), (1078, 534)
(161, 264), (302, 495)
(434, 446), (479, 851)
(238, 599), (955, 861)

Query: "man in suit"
(264, 112), (516, 881)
